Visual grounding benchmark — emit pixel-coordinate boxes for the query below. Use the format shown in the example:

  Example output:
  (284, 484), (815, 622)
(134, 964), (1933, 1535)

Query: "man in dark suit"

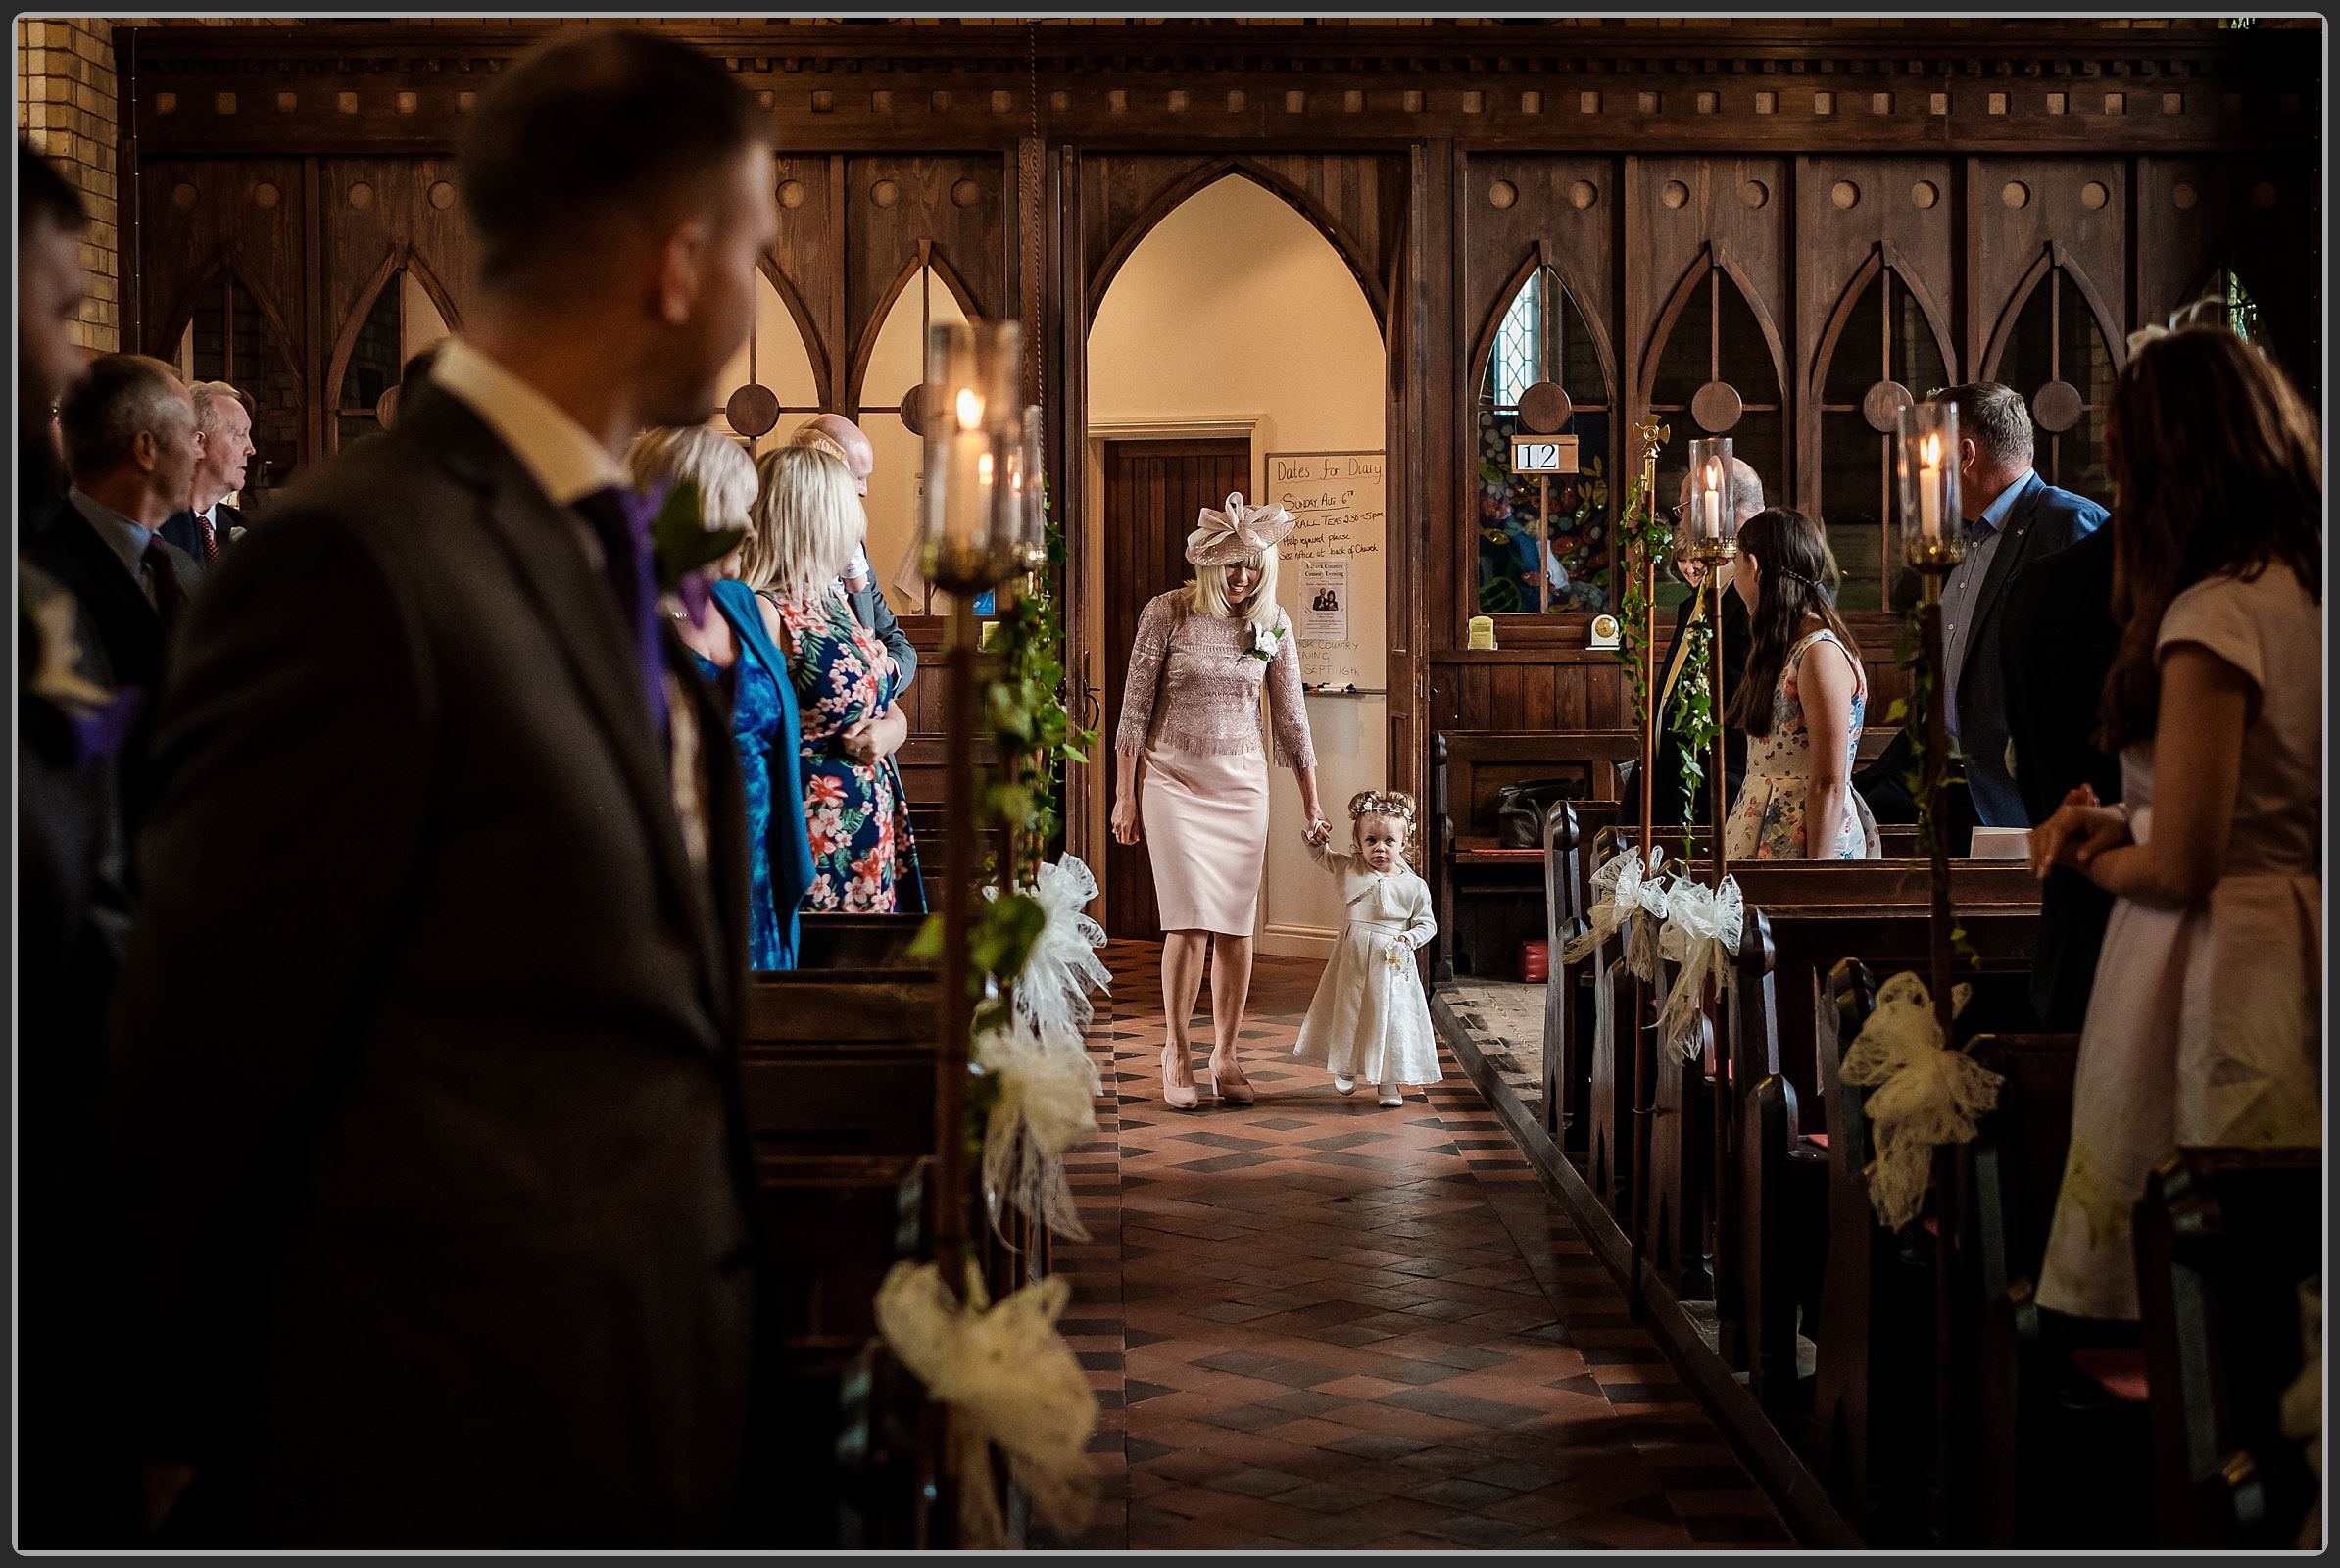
(159, 379), (255, 561)
(19, 136), (145, 1549)
(791, 411), (917, 691)
(2002, 523), (2122, 1029)
(1628, 456), (1761, 831)
(28, 354), (205, 698)
(110, 31), (785, 1546)
(1862, 381), (2107, 832)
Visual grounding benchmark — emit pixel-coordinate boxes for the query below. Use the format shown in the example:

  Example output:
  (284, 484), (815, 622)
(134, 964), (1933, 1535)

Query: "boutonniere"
(21, 585), (144, 763)
(648, 477), (748, 628)
(1246, 622), (1285, 662)
(227, 524), (247, 543)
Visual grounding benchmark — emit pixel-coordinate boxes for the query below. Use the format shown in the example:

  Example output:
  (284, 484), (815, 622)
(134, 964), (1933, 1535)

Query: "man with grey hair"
(789, 412), (916, 691)
(1630, 453), (1763, 829)
(160, 379), (255, 563)
(27, 353), (204, 697)
(1865, 380), (2105, 830)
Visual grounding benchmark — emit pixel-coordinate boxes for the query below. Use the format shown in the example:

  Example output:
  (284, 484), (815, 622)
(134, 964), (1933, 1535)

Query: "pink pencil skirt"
(1140, 742), (1270, 936)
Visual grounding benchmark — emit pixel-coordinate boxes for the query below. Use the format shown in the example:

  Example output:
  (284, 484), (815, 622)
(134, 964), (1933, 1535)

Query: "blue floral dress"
(694, 635), (788, 971)
(768, 588), (926, 913)
(1723, 627), (1881, 861)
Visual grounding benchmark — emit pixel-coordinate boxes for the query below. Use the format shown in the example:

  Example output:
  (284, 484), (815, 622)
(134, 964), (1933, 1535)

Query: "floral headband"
(2124, 294), (2234, 359)
(1349, 789), (1417, 825)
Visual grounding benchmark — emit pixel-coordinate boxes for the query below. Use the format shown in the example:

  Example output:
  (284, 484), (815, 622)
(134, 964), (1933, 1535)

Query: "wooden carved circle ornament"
(1518, 381), (1573, 434)
(1863, 379), (1915, 434)
(1690, 380), (1743, 433)
(725, 383), (781, 439)
(2030, 379), (2084, 434)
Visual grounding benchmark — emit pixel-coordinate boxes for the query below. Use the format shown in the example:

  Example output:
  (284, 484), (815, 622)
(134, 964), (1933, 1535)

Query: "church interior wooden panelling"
(110, 20), (2321, 883)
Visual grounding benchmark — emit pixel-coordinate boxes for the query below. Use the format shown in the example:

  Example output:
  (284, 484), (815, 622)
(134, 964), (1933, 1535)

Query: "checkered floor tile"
(1042, 941), (1791, 1551)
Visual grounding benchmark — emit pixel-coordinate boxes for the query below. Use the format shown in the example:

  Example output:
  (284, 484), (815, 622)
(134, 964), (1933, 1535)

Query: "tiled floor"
(1048, 941), (1792, 1551)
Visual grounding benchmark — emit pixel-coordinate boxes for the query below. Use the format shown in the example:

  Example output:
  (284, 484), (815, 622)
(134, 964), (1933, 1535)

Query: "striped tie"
(198, 512), (219, 563)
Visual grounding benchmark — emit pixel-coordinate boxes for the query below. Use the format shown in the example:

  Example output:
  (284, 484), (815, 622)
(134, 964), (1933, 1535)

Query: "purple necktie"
(571, 484), (669, 740)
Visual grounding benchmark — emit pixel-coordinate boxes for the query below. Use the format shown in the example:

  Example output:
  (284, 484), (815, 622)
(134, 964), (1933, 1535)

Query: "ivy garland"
(1666, 599), (1720, 859)
(1609, 466), (1674, 732)
(1886, 600), (1977, 962)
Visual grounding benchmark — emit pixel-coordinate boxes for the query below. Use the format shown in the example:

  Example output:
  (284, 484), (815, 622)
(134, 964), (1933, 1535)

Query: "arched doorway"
(1084, 172), (1389, 955)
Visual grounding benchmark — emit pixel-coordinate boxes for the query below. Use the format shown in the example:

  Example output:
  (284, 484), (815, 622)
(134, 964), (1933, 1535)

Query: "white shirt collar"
(428, 337), (626, 509)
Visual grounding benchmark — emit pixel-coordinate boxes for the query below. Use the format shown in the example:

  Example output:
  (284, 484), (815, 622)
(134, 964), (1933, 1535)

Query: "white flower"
(1247, 621), (1284, 661)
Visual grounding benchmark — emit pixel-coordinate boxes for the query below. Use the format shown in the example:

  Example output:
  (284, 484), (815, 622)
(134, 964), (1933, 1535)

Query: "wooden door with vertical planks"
(1100, 437), (1252, 942)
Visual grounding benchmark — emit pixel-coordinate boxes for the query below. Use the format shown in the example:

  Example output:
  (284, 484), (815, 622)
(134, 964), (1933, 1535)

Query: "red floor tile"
(1042, 941), (1790, 1551)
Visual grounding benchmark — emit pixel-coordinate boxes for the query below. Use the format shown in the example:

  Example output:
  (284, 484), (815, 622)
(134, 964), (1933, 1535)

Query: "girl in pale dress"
(1292, 791), (1440, 1107)
(1722, 507), (1881, 860)
(1113, 494), (1329, 1110)
(2030, 324), (2321, 1322)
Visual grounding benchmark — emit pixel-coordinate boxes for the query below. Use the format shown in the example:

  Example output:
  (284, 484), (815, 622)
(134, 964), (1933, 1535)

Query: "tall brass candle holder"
(1894, 400), (1965, 1043)
(1683, 435), (1739, 884)
(1626, 416), (1667, 1307)
(918, 318), (1031, 1284)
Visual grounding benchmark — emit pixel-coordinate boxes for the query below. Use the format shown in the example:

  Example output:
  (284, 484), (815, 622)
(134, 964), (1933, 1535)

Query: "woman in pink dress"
(1113, 494), (1328, 1110)
(2030, 324), (2322, 1321)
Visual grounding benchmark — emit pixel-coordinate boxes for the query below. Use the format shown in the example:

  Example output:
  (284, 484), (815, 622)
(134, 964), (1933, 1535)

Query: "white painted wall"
(1086, 174), (1388, 959)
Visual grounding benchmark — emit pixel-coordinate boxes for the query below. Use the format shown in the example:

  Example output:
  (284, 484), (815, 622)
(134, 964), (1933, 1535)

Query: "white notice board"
(1265, 450), (1386, 691)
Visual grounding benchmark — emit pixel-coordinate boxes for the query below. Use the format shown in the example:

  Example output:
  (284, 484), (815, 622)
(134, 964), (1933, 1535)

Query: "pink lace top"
(1115, 590), (1316, 770)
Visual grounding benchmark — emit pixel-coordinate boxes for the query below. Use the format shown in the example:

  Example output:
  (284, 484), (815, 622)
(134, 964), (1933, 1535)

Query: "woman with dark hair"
(1720, 507), (1879, 860)
(2029, 324), (2321, 1322)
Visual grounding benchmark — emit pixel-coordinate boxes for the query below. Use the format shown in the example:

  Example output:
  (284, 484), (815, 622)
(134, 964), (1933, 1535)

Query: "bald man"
(790, 413), (916, 691)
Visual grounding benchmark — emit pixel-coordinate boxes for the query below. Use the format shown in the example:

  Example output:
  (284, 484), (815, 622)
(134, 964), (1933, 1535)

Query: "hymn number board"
(1510, 435), (1579, 475)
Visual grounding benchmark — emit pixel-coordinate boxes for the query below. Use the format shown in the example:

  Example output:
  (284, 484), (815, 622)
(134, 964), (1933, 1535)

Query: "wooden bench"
(1434, 729), (1636, 980)
(2137, 1147), (2322, 1548)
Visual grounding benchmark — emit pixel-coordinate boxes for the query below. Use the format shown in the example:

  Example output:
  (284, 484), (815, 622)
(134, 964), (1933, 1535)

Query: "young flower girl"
(1292, 790), (1441, 1107)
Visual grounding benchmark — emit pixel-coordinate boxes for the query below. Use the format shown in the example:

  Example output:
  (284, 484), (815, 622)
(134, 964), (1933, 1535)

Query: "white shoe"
(1334, 1075), (1355, 1096)
(1378, 1086), (1404, 1107)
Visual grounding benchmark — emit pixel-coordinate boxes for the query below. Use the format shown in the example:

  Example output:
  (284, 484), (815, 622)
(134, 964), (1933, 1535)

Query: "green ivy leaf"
(648, 477), (749, 589)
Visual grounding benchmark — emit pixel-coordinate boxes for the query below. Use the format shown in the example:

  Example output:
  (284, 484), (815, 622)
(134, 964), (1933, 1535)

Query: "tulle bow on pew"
(977, 854), (1111, 1242)
(1561, 844), (1672, 983)
(1837, 971), (1999, 1230)
(874, 1260), (1101, 1548)
(1656, 875), (1743, 1061)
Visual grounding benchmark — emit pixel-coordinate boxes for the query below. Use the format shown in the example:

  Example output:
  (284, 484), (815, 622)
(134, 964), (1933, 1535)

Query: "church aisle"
(1051, 943), (1791, 1551)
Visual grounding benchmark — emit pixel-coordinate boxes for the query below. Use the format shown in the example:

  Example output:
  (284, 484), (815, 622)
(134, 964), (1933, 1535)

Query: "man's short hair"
(60, 354), (188, 479)
(189, 380), (246, 437)
(19, 139), (85, 238)
(458, 29), (759, 290)
(1940, 381), (2035, 470)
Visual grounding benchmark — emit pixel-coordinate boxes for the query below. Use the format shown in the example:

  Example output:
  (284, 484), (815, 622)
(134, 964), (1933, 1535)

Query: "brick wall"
(18, 18), (119, 350)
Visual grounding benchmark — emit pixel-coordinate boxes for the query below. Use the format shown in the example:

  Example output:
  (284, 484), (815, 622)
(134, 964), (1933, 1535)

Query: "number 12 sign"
(1509, 435), (1579, 474)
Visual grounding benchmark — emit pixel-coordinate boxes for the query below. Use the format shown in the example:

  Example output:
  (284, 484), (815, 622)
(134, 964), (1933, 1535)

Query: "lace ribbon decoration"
(2283, 1275), (2323, 1549)
(1005, 854), (1112, 1039)
(976, 1017), (1101, 1243)
(1656, 875), (1743, 1061)
(873, 1261), (1100, 1549)
(1837, 971), (1997, 1230)
(1561, 844), (1672, 983)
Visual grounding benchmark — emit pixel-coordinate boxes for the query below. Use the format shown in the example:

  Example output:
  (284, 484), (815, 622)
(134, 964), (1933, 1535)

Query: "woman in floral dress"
(1721, 507), (1880, 860)
(742, 443), (925, 914)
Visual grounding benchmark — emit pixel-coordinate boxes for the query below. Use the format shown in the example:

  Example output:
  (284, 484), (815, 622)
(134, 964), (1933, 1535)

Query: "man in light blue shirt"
(1926, 381), (2107, 828)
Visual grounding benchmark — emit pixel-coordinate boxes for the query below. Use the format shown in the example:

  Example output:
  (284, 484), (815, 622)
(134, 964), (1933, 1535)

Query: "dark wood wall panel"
(768, 156), (843, 407)
(1628, 154), (1792, 417)
(2135, 153), (2321, 397)
(1967, 155), (2130, 379)
(842, 153), (1009, 406)
(1463, 154), (1621, 389)
(138, 156), (309, 358)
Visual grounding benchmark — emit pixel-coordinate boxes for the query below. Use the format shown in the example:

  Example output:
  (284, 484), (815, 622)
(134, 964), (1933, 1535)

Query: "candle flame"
(978, 451), (995, 484)
(955, 388), (984, 430)
(1922, 431), (1940, 467)
(1702, 456), (1722, 493)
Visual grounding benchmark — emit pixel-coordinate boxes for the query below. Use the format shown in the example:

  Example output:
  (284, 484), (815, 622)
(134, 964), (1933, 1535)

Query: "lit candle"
(1918, 432), (1942, 540)
(1700, 457), (1723, 540)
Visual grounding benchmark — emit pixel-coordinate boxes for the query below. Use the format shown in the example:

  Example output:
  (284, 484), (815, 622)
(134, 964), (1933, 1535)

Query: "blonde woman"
(626, 425), (814, 967)
(1113, 493), (1327, 1110)
(745, 442), (924, 914)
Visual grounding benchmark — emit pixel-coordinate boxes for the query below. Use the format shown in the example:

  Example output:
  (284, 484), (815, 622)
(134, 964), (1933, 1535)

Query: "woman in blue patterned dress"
(626, 426), (815, 967)
(742, 443), (926, 914)
(1721, 507), (1881, 860)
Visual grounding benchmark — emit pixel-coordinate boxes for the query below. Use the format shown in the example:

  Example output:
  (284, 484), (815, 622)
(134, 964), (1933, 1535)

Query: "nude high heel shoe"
(1209, 1060), (1256, 1107)
(1161, 1046), (1201, 1111)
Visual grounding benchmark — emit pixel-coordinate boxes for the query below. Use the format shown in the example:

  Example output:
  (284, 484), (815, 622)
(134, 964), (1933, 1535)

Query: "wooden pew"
(1729, 909), (1828, 1406)
(1540, 799), (1588, 1146)
(2137, 1147), (2322, 1548)
(1433, 729), (1635, 980)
